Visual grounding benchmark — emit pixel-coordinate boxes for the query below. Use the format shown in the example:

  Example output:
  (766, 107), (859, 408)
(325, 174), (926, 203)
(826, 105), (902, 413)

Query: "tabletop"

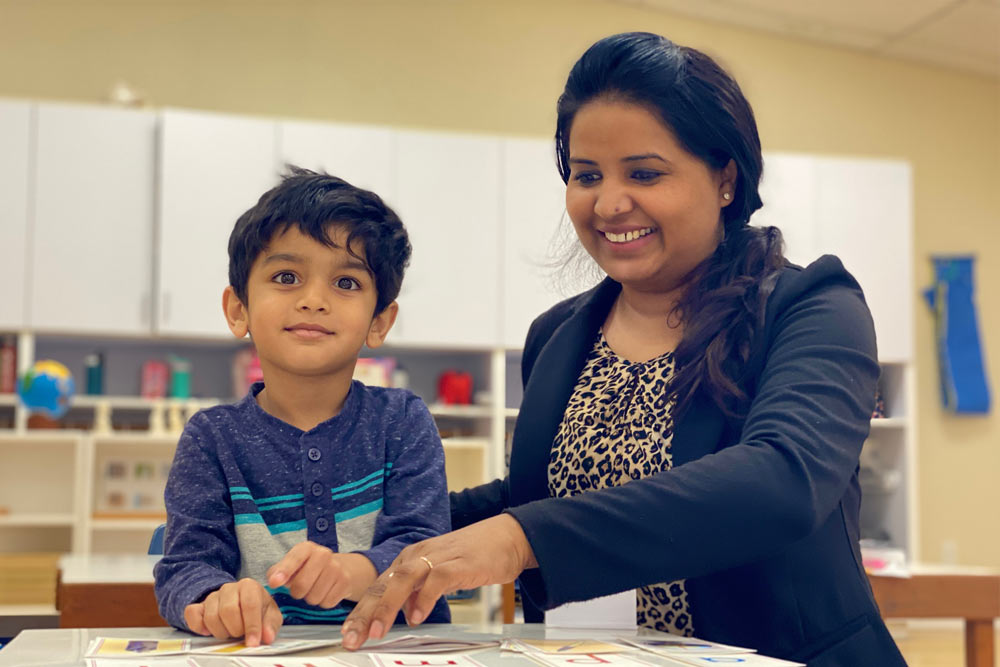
(0, 623), (677, 667)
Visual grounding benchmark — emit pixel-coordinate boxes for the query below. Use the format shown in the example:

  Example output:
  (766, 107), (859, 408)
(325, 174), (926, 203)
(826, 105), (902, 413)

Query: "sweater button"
(316, 517), (329, 532)
(307, 447), (321, 461)
(311, 482), (323, 496)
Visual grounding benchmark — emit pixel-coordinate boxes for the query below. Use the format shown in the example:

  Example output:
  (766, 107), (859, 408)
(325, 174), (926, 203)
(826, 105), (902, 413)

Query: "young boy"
(154, 168), (451, 646)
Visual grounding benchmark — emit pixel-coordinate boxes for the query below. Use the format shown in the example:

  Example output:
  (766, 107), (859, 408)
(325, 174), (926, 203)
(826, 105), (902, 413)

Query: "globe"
(17, 359), (76, 419)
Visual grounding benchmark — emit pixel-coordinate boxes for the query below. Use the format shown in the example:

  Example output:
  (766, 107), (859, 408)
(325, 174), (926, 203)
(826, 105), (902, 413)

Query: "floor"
(891, 621), (1000, 667)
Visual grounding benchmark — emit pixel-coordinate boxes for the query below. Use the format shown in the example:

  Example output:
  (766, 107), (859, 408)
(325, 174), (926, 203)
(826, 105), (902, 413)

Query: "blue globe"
(17, 360), (76, 419)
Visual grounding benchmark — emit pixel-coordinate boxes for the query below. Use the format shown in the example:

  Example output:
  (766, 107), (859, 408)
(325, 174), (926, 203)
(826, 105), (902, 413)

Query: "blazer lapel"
(509, 278), (620, 507)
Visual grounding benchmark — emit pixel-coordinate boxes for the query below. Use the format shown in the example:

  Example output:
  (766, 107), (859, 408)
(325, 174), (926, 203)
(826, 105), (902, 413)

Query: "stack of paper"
(359, 634), (499, 654)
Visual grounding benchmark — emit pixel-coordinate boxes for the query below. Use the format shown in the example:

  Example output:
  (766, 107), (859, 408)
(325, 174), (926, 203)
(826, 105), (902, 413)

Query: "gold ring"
(419, 556), (434, 571)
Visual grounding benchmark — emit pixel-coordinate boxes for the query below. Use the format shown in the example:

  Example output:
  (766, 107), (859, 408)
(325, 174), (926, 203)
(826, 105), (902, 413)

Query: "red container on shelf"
(437, 370), (473, 405)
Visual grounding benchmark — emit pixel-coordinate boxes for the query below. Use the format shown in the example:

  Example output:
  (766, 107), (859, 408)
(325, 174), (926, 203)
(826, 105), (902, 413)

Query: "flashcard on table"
(618, 636), (753, 656)
(669, 654), (804, 666)
(86, 637), (191, 657)
(503, 639), (628, 654)
(235, 658), (349, 667)
(524, 653), (660, 667)
(359, 635), (499, 653)
(192, 637), (343, 655)
(369, 652), (490, 667)
(88, 660), (197, 667)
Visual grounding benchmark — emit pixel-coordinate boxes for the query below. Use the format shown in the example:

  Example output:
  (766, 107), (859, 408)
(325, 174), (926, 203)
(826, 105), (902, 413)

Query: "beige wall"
(2, 0), (998, 567)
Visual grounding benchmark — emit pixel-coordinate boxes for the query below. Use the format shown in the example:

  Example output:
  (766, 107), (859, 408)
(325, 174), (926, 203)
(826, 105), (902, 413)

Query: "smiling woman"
(341, 32), (907, 667)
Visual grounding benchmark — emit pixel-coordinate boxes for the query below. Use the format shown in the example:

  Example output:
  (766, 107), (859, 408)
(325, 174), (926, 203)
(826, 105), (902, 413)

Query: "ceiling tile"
(881, 2), (1000, 77)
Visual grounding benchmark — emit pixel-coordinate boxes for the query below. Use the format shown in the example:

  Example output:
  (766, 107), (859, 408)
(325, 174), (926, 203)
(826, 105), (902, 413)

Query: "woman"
(342, 32), (907, 666)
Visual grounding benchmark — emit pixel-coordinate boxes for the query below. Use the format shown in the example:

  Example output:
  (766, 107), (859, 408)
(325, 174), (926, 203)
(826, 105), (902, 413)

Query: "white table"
(0, 624), (671, 666)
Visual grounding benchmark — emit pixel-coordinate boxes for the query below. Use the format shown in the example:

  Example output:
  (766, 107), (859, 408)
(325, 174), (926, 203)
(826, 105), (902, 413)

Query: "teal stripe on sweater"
(329, 469), (384, 495)
(330, 477), (383, 500)
(334, 498), (383, 523)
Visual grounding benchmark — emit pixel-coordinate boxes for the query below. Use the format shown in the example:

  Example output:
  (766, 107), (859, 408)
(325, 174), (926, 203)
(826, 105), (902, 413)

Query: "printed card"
(88, 659), (196, 667)
(191, 637), (342, 655)
(86, 638), (191, 657)
(359, 635), (499, 653)
(618, 636), (753, 657)
(503, 639), (628, 654)
(235, 658), (348, 667)
(669, 654), (804, 666)
(523, 653), (662, 667)
(369, 652), (491, 667)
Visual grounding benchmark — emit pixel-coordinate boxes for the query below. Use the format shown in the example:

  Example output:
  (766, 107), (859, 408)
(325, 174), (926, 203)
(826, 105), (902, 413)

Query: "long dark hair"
(556, 32), (786, 417)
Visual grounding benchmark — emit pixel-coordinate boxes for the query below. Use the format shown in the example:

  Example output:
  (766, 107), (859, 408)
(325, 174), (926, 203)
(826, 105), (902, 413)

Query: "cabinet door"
(157, 109), (278, 338)
(755, 152), (820, 267)
(502, 138), (569, 348)
(815, 158), (913, 362)
(0, 100), (31, 330)
(391, 130), (501, 348)
(30, 103), (156, 334)
(279, 120), (395, 203)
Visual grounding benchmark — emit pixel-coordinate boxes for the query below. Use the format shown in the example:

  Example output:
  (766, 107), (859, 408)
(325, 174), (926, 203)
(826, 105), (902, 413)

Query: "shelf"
(90, 518), (165, 531)
(870, 417), (907, 429)
(0, 604), (58, 617)
(429, 404), (493, 418)
(0, 513), (75, 527)
(442, 437), (489, 450)
(0, 393), (16, 407)
(93, 433), (180, 445)
(0, 431), (82, 444)
(70, 395), (224, 410)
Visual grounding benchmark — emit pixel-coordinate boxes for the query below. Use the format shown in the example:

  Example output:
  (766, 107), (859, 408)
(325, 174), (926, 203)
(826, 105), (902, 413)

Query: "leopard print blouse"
(547, 329), (694, 635)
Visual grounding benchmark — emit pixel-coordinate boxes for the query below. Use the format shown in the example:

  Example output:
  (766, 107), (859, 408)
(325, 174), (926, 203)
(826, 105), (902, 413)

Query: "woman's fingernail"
(369, 620), (385, 639)
(343, 630), (358, 649)
(411, 608), (426, 625)
(246, 633), (259, 647)
(271, 572), (286, 585)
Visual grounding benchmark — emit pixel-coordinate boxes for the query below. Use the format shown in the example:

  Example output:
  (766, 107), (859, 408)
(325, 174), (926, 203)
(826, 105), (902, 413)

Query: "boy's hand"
(184, 578), (282, 647)
(267, 541), (377, 608)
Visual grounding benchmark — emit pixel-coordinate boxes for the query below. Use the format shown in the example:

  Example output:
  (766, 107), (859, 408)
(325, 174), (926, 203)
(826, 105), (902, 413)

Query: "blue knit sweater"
(154, 381), (451, 629)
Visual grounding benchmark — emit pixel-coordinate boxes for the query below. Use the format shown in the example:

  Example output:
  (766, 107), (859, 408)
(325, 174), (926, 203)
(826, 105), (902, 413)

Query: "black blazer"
(451, 256), (907, 666)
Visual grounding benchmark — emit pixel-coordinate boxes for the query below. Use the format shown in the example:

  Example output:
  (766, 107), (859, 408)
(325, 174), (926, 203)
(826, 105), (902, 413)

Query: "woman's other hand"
(340, 513), (537, 649)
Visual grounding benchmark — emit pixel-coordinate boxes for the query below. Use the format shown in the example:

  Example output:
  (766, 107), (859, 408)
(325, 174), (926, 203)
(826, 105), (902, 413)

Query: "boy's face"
(222, 225), (396, 379)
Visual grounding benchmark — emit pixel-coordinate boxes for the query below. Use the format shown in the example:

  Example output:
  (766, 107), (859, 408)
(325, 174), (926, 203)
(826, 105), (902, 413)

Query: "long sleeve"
(359, 395), (451, 573)
(153, 415), (239, 629)
(507, 269), (879, 609)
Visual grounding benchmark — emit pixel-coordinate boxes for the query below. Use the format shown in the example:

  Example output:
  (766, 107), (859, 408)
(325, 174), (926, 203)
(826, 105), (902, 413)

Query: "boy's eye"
(336, 277), (361, 290)
(273, 271), (299, 285)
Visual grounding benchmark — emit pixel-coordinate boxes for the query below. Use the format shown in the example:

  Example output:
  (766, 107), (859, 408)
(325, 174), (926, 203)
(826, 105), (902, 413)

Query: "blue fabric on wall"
(924, 256), (991, 414)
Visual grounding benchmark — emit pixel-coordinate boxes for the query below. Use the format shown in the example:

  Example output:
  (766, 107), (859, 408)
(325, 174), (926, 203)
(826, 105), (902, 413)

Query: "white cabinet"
(756, 153), (912, 363)
(501, 138), (569, 348)
(157, 109), (279, 338)
(0, 100), (32, 330)
(278, 119), (396, 203)
(391, 130), (502, 348)
(814, 158), (913, 363)
(28, 103), (156, 335)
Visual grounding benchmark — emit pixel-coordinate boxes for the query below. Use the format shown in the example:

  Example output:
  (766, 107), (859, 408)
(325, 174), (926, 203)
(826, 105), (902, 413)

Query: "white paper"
(88, 660), (197, 667)
(236, 659), (346, 667)
(545, 590), (638, 630)
(524, 653), (668, 667)
(369, 653), (490, 667)
(618, 636), (754, 657)
(669, 654), (804, 666)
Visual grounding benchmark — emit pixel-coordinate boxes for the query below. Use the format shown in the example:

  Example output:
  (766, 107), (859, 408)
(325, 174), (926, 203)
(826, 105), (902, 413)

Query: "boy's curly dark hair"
(228, 166), (411, 315)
